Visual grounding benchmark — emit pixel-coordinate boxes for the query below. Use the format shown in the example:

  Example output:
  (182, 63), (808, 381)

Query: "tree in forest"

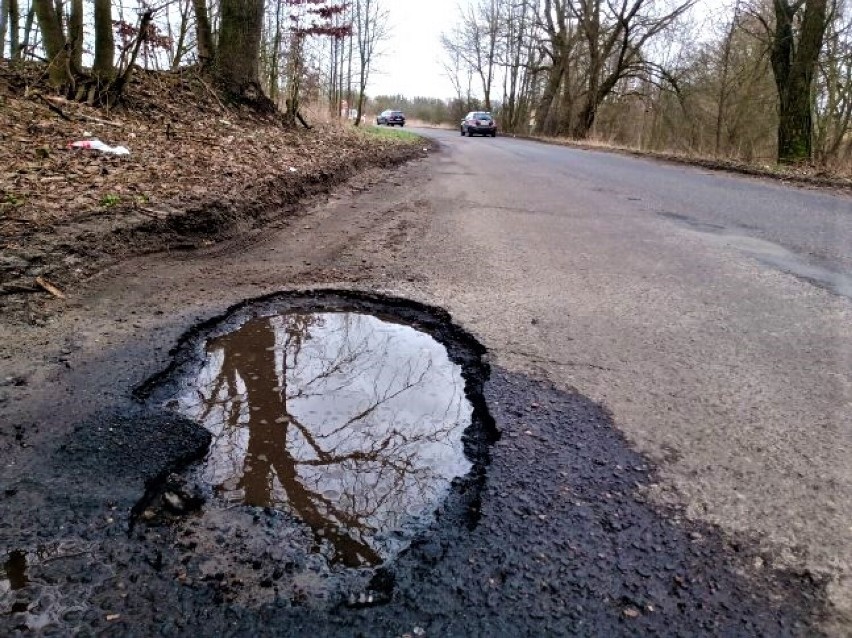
(497, 0), (538, 133)
(353, 0), (389, 125)
(813, 0), (852, 164)
(27, 0), (159, 105)
(751, 0), (831, 162)
(441, 0), (501, 112)
(0, 0), (9, 60)
(160, 0), (194, 71)
(283, 1), (351, 123)
(194, 0), (350, 115)
(192, 0), (267, 103)
(441, 32), (477, 118)
(8, 0), (21, 61)
(569, 0), (694, 138)
(532, 0), (574, 135)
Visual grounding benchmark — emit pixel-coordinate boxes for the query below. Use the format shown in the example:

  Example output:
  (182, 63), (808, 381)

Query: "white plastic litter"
(288, 167), (298, 172)
(69, 139), (130, 155)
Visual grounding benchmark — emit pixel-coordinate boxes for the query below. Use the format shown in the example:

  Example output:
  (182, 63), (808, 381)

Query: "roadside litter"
(68, 139), (130, 155)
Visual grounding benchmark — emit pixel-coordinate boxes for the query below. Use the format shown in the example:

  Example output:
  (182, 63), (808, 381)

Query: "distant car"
(376, 110), (406, 126)
(461, 112), (497, 137)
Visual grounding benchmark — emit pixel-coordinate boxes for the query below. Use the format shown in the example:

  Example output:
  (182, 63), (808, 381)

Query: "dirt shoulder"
(0, 62), (427, 322)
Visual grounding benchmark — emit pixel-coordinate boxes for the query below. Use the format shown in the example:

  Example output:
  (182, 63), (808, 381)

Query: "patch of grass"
(360, 125), (422, 143)
(100, 193), (121, 208)
(3, 193), (24, 207)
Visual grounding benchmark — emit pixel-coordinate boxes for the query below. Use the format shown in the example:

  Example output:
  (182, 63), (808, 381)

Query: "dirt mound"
(0, 62), (426, 317)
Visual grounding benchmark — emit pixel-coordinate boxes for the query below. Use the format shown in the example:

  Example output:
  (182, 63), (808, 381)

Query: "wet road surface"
(0, 134), (850, 634)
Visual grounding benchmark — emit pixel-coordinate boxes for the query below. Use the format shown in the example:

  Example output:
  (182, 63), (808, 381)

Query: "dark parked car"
(376, 110), (406, 126)
(461, 112), (497, 137)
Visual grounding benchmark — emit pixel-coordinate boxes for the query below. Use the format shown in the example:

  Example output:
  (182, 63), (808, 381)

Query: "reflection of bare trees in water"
(177, 312), (471, 568)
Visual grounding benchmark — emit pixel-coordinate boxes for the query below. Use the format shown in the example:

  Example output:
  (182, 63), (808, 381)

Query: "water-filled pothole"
(137, 291), (492, 604)
(176, 311), (471, 567)
(1, 551), (27, 592)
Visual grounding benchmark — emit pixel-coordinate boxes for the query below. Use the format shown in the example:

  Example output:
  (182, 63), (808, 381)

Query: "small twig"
(136, 206), (170, 219)
(0, 284), (40, 296)
(296, 110), (312, 129)
(35, 93), (72, 121)
(35, 276), (66, 299)
(79, 114), (123, 127)
(195, 72), (226, 112)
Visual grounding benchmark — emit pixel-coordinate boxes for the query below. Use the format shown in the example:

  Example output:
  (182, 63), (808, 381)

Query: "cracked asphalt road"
(1, 131), (850, 635)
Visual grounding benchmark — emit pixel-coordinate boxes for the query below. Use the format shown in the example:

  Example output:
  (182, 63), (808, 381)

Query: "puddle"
(135, 291), (495, 605)
(172, 311), (472, 567)
(1, 551), (27, 593)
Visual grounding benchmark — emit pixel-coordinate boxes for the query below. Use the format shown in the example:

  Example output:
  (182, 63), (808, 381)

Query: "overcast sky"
(368, 0), (460, 99)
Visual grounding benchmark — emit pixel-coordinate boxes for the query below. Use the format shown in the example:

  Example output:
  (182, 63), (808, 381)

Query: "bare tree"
(814, 0), (852, 164)
(715, 0), (742, 156)
(533, 0), (574, 135)
(570, 0), (695, 138)
(167, 0), (193, 71)
(92, 0), (114, 78)
(68, 0), (82, 68)
(0, 0), (8, 58)
(19, 2), (34, 61)
(499, 0), (538, 132)
(749, 0), (831, 162)
(353, 0), (389, 125)
(32, 0), (69, 85)
(773, 0), (830, 162)
(216, 0), (266, 99)
(441, 28), (476, 115)
(192, 0), (215, 67)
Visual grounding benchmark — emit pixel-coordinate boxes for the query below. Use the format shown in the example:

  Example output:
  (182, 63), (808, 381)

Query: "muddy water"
(174, 312), (472, 568)
(1, 551), (27, 593)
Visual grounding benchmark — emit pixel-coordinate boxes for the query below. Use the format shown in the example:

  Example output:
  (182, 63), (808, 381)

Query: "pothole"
(135, 291), (494, 606)
(1, 551), (28, 593)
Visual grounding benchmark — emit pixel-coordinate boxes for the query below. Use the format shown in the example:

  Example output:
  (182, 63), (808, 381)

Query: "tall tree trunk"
(192, 0), (215, 68)
(170, 0), (191, 70)
(533, 61), (564, 135)
(329, 36), (338, 116)
(770, 0), (828, 163)
(216, 0), (264, 98)
(33, 0), (70, 86)
(284, 36), (304, 124)
(556, 65), (574, 136)
(18, 0), (35, 60)
(346, 29), (353, 117)
(7, 0), (19, 60)
(0, 0), (8, 59)
(68, 0), (82, 68)
(92, 0), (114, 78)
(715, 1), (740, 156)
(355, 67), (366, 126)
(268, 0), (282, 100)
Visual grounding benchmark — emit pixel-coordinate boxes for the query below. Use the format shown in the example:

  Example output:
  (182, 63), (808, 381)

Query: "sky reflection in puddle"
(175, 311), (472, 567)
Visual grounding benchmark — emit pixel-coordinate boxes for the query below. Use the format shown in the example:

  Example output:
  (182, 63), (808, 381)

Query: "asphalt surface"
(1, 131), (850, 635)
(406, 128), (852, 629)
(406, 128), (851, 622)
